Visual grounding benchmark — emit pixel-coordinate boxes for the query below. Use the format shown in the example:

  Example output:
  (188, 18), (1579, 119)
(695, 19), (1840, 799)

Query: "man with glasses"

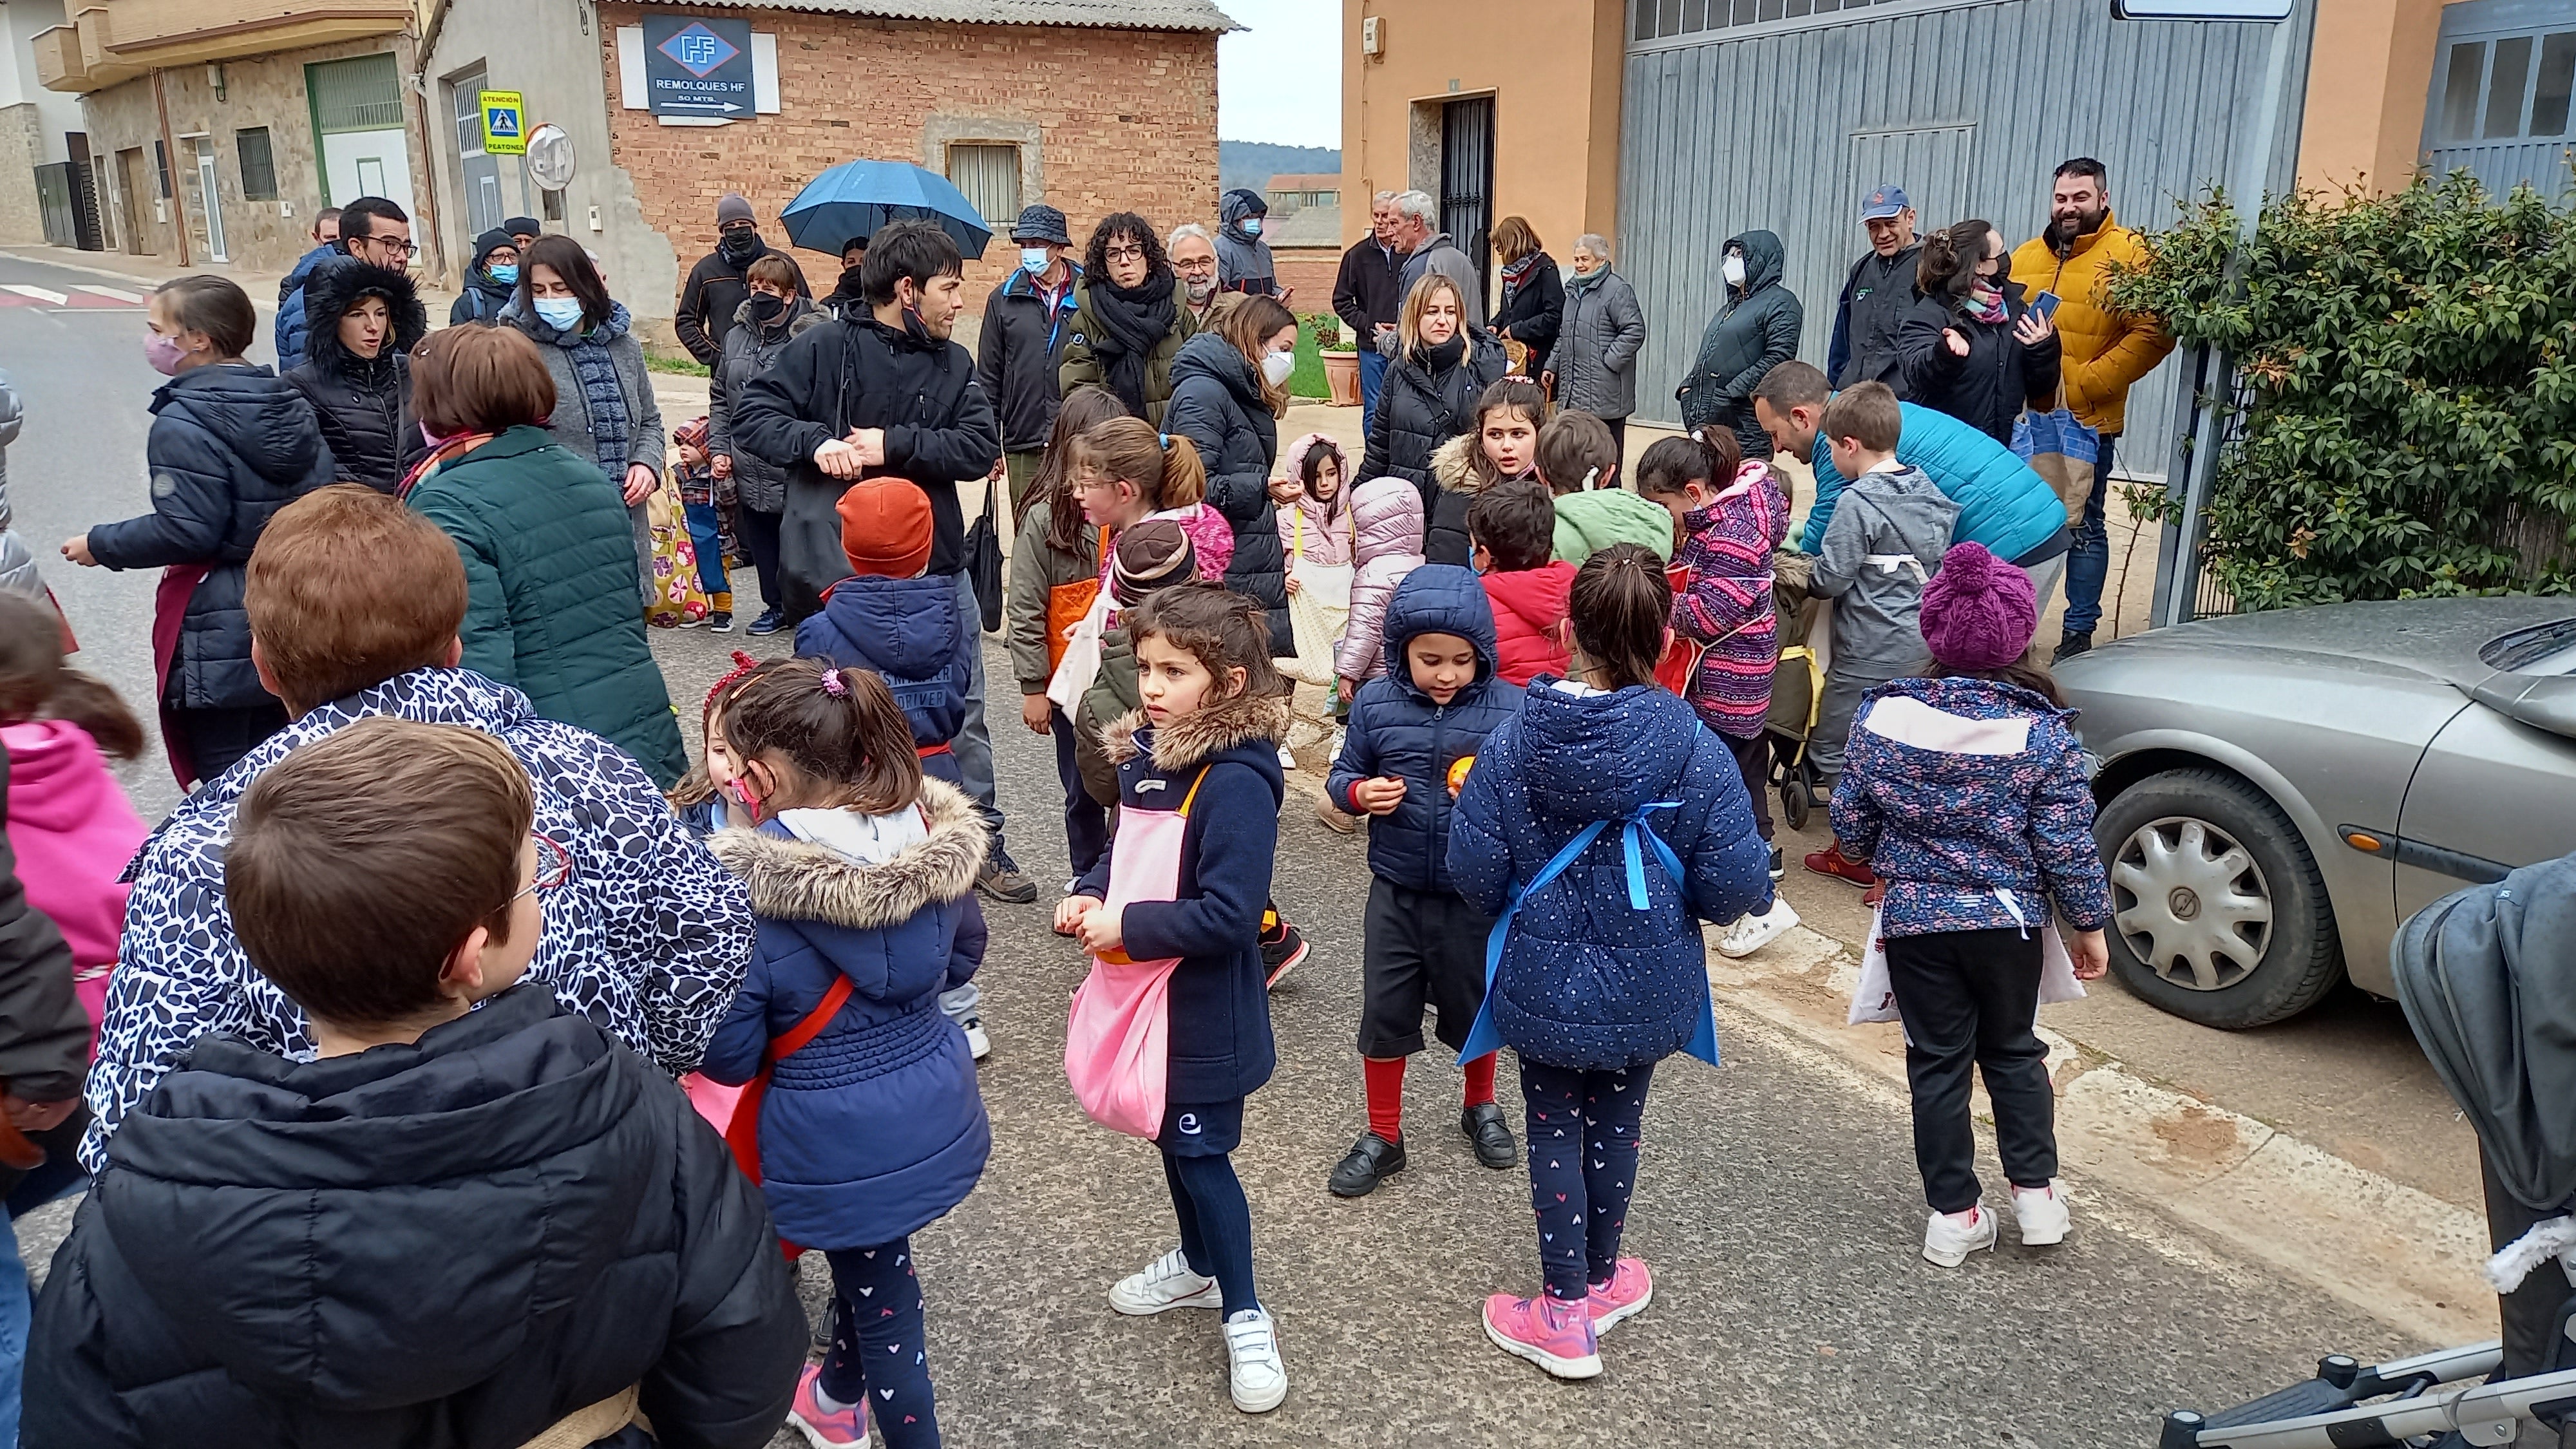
(275, 196), (411, 373)
(78, 484), (755, 1173)
(1166, 222), (1222, 332)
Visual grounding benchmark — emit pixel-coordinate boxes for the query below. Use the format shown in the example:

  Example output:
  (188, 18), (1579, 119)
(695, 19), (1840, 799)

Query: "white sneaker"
(2012, 1180), (2071, 1246)
(1108, 1247), (1221, 1316)
(1223, 1307), (1288, 1413)
(1717, 898), (1801, 958)
(1922, 1205), (1996, 1267)
(963, 1020), (992, 1061)
(1278, 744), (1299, 770)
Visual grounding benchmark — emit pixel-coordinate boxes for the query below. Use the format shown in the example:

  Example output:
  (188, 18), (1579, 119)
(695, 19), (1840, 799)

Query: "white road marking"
(2, 285), (69, 305)
(74, 285), (144, 303)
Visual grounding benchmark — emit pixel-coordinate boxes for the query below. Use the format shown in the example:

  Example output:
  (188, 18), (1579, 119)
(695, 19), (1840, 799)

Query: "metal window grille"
(309, 53), (404, 134)
(1633, 0), (1907, 41)
(945, 144), (1019, 225)
(151, 140), (172, 200)
(235, 128), (278, 201)
(451, 66), (488, 155)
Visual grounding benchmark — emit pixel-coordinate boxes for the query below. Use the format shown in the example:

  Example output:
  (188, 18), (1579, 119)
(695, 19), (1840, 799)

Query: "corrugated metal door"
(2421, 0), (2576, 198)
(1619, 0), (2315, 453)
(1442, 96), (1495, 277)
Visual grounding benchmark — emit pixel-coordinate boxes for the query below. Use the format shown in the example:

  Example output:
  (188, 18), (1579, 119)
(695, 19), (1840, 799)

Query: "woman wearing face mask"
(1675, 229), (1803, 462)
(1895, 220), (2061, 446)
(707, 252), (828, 636)
(1217, 188), (1280, 299)
(505, 235), (667, 607)
(57, 276), (334, 788)
(1059, 212), (1194, 426)
(285, 258), (428, 493)
(1164, 294), (1302, 656)
(450, 229), (520, 325)
(1363, 274), (1508, 514)
(1544, 232), (1645, 460)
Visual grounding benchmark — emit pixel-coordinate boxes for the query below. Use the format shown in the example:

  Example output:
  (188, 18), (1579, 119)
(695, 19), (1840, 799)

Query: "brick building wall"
(595, 6), (1218, 319)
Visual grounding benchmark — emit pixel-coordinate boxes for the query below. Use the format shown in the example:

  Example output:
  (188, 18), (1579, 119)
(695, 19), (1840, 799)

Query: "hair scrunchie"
(1158, 432), (1171, 450)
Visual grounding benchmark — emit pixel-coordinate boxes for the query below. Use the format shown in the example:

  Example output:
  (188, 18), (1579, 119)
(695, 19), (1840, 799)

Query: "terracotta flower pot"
(1321, 348), (1361, 407)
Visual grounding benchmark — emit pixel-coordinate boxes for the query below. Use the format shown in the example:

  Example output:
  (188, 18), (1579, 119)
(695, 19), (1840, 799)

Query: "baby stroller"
(2161, 855), (2576, 1448)
(1765, 552), (1826, 830)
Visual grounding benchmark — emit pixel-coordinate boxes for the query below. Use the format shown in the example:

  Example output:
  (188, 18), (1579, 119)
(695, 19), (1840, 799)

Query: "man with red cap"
(793, 478), (996, 1057)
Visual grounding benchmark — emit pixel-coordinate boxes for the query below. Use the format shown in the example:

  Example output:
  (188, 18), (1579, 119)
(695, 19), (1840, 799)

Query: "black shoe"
(706, 610), (734, 632)
(2052, 630), (2094, 665)
(1259, 913), (1309, 989)
(1328, 1132), (1407, 1198)
(1768, 845), (1785, 882)
(746, 607), (784, 636)
(1462, 1102), (1517, 1169)
(978, 847), (1039, 904)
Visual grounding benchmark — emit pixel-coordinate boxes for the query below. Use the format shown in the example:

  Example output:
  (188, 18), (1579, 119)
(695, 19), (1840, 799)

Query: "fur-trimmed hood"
(706, 775), (987, 930)
(1099, 691), (1291, 772)
(300, 258), (428, 377)
(1432, 431), (1535, 498)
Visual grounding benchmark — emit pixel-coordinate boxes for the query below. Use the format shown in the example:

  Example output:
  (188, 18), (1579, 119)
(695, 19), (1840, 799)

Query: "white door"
(194, 144), (228, 262)
(320, 129), (414, 213)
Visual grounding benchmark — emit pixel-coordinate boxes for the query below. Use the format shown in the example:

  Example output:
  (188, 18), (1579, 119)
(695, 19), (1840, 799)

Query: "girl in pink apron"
(1057, 585), (1292, 1416)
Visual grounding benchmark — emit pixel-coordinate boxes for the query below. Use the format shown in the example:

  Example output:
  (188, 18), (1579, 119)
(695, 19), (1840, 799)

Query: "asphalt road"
(6, 247), (2432, 1448)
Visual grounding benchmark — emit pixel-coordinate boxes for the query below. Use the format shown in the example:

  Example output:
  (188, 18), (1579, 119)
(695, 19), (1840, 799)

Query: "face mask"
(1723, 254), (1747, 288)
(533, 297), (585, 332)
(488, 263), (518, 285)
(144, 331), (187, 376)
(1260, 350), (1295, 387)
(719, 228), (758, 259)
(749, 293), (786, 324)
(1019, 247), (1052, 274)
(1240, 216), (1262, 237)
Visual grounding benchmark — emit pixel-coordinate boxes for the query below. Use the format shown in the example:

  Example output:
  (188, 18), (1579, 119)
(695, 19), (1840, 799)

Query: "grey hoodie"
(1808, 462), (1960, 672)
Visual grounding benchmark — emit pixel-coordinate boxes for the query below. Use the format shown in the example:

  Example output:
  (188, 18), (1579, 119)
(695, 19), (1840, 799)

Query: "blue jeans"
(0, 1212), (26, 1445)
(2061, 433), (2116, 637)
(947, 571), (1005, 857)
(682, 500), (729, 600)
(1359, 346), (1388, 440)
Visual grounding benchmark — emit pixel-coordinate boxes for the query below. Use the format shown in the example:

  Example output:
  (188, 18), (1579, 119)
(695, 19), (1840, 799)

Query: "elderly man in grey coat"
(1548, 233), (1648, 458)
(1375, 190), (1483, 354)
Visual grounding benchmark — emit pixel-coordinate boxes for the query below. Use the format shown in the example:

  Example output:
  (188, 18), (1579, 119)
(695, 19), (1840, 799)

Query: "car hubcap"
(2111, 817), (2273, 992)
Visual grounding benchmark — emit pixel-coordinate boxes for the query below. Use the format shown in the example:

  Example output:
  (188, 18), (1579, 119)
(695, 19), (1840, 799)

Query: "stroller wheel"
(1781, 773), (1810, 831)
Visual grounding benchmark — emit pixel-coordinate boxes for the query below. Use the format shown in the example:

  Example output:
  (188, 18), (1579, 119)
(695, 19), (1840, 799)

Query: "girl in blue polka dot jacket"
(1446, 542), (1773, 1381)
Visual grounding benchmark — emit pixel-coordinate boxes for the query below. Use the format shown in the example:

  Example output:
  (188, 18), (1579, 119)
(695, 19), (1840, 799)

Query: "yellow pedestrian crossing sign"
(480, 91), (526, 156)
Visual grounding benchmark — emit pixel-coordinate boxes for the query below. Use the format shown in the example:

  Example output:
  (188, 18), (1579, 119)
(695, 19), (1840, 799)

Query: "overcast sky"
(1217, 0), (1341, 149)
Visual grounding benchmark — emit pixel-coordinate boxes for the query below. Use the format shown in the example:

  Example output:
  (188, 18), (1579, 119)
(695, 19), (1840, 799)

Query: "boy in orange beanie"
(795, 478), (996, 1057)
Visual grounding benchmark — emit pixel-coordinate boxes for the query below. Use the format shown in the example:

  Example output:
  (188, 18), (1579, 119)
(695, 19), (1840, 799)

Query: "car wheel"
(2093, 767), (2343, 1029)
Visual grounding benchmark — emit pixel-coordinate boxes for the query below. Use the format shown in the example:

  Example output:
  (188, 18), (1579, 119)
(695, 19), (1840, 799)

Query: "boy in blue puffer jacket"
(796, 478), (992, 1059)
(1448, 543), (1770, 1383)
(1323, 565), (1526, 1199)
(702, 658), (992, 1449)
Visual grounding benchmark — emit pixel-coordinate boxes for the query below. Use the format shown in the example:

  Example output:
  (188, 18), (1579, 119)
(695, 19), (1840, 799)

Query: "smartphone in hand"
(2032, 290), (2062, 321)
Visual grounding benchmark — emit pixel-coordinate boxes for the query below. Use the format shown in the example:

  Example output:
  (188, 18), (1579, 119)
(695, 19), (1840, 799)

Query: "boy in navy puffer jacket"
(795, 478), (991, 1058)
(1830, 541), (2109, 1269)
(1323, 565), (1525, 1199)
(1448, 544), (1770, 1381)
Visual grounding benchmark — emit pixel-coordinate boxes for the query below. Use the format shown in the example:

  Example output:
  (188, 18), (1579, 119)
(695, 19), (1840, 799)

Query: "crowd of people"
(0, 158), (2177, 1446)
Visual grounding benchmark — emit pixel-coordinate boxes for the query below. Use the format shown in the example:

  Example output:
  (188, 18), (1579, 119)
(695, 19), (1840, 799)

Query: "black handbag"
(965, 473), (1004, 633)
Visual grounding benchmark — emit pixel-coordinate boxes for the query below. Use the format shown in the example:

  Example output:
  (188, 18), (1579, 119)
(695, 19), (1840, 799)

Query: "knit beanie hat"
(835, 478), (934, 578)
(1110, 520), (1197, 607)
(1917, 541), (2038, 671)
(716, 193), (755, 227)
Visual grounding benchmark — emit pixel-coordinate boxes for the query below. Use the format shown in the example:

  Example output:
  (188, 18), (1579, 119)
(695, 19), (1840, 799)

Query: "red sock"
(1462, 1052), (1497, 1108)
(1363, 1056), (1405, 1141)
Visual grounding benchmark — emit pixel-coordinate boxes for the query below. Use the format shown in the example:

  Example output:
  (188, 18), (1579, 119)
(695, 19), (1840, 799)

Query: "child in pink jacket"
(0, 592), (149, 1056)
(1276, 433), (1354, 574)
(1334, 475), (1428, 694)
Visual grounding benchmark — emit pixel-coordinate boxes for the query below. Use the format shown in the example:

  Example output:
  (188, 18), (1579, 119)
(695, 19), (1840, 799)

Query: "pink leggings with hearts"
(822, 1239), (939, 1445)
(1520, 1059), (1656, 1302)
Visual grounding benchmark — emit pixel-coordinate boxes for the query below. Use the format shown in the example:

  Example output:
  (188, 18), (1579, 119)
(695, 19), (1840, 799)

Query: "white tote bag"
(1848, 894), (2085, 1028)
(1276, 509), (1354, 687)
(1046, 591), (1113, 716)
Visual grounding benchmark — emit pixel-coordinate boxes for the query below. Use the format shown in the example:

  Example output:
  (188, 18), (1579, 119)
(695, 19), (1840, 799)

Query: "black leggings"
(1885, 927), (2056, 1213)
(1521, 1057), (1655, 1301)
(735, 505), (782, 613)
(1164, 1151), (1257, 1316)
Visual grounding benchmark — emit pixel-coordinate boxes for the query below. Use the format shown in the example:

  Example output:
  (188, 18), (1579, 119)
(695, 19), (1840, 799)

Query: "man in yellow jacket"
(2009, 157), (2174, 663)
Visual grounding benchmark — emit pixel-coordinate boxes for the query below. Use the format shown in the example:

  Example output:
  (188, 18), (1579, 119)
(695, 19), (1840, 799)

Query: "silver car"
(2055, 598), (2576, 1028)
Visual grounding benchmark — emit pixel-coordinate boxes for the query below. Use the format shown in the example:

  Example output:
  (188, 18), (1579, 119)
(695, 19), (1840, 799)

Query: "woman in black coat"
(1895, 219), (2061, 444)
(1363, 273), (1508, 517)
(1162, 294), (1300, 655)
(285, 258), (428, 493)
(60, 276), (334, 788)
(1488, 215), (1562, 381)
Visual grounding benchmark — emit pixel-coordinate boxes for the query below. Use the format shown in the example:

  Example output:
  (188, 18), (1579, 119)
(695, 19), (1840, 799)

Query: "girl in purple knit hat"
(1827, 540), (2113, 1268)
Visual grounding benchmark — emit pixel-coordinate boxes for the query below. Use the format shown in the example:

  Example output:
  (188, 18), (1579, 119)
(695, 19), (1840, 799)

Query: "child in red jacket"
(1468, 481), (1575, 686)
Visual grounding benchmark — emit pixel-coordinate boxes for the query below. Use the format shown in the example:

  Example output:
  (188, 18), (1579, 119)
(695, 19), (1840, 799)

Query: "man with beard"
(1167, 222), (1222, 332)
(1827, 184), (1922, 392)
(2009, 157), (2172, 663)
(1061, 213), (1195, 425)
(674, 193), (810, 365)
(730, 221), (1034, 904)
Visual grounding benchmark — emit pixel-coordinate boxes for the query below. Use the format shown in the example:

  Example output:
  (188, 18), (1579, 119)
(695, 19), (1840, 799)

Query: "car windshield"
(2483, 618), (2576, 675)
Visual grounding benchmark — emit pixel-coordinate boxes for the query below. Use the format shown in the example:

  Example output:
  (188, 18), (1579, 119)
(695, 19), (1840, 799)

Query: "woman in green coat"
(402, 325), (687, 786)
(1057, 211), (1195, 426)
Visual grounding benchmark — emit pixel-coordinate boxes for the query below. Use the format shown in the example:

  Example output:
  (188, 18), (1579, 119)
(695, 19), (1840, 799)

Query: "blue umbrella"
(780, 160), (993, 260)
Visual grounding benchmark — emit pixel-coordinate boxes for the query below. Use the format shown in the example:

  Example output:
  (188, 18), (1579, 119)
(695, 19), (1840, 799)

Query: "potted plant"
(1312, 314), (1360, 408)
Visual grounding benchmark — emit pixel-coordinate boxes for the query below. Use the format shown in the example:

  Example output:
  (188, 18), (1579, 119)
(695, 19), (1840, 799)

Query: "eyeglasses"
(1103, 245), (1146, 263)
(359, 236), (417, 258)
(512, 833), (574, 902)
(1174, 256), (1216, 274)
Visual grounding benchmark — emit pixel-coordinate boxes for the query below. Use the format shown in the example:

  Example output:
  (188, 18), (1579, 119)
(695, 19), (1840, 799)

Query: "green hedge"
(2109, 173), (2576, 609)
